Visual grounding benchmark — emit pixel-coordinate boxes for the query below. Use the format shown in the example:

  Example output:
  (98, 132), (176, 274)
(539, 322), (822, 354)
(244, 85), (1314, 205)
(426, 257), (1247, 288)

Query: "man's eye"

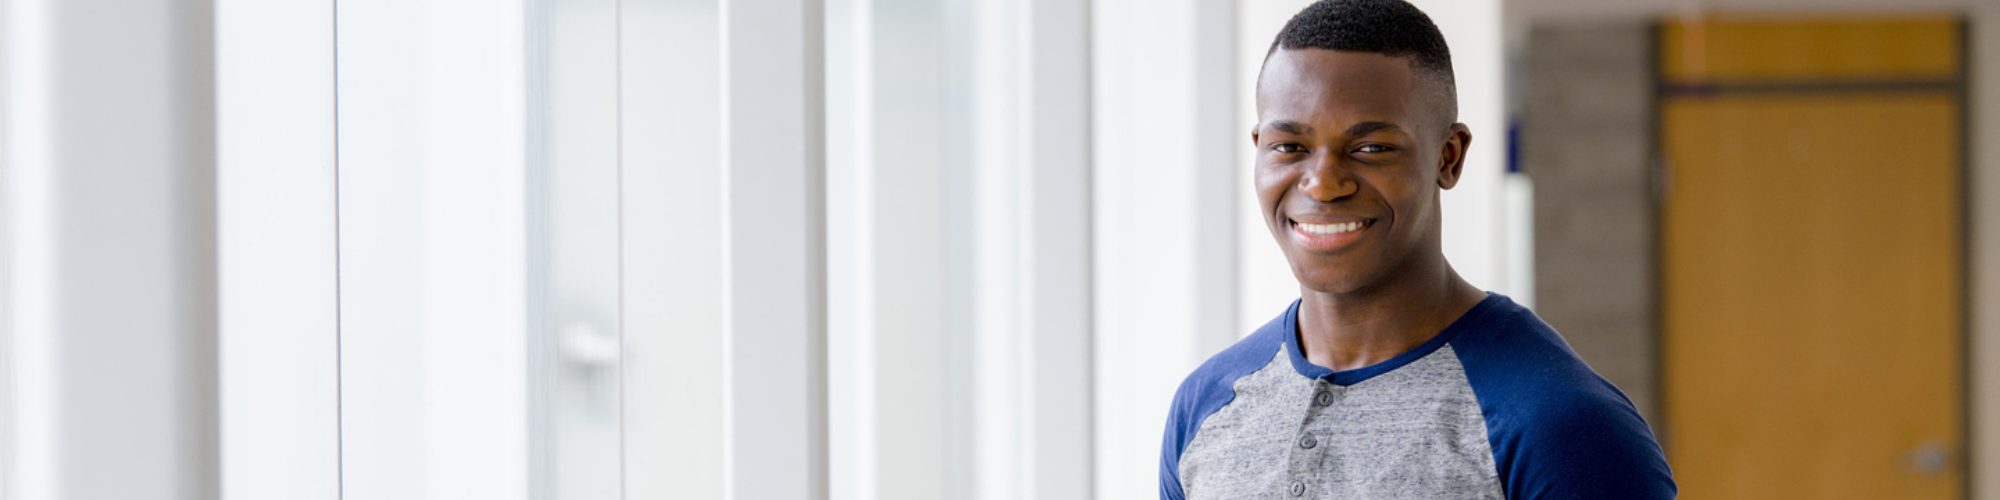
(1272, 143), (1305, 154)
(1355, 144), (1396, 154)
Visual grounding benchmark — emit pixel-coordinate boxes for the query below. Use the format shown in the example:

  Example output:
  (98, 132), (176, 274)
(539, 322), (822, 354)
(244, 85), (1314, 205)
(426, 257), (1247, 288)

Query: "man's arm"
(1491, 395), (1677, 499)
(1158, 380), (1196, 500)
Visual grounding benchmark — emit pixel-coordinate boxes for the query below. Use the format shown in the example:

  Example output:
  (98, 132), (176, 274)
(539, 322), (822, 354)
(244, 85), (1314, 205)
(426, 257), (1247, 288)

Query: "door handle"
(1902, 440), (1951, 476)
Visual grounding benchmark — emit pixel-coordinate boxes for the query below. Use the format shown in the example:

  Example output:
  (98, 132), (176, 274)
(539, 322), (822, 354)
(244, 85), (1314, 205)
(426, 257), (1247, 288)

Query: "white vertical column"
(215, 0), (338, 499)
(868, 0), (949, 494)
(1192, 0), (1240, 354)
(1190, 0), (1241, 356)
(824, 0), (872, 497)
(1090, 0), (1236, 497)
(826, 0), (950, 497)
(337, 0), (532, 498)
(719, 0), (828, 499)
(333, 1), (430, 493)
(621, 0), (727, 499)
(1020, 0), (1095, 498)
(963, 1), (1027, 498)
(412, 0), (534, 490)
(529, 0), (623, 498)
(2, 0), (218, 499)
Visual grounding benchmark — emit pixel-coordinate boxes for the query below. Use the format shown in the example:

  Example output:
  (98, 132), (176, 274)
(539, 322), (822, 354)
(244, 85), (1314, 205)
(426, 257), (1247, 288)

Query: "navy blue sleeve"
(1497, 387), (1676, 499)
(1160, 301), (1298, 500)
(1158, 376), (1199, 500)
(1451, 297), (1676, 500)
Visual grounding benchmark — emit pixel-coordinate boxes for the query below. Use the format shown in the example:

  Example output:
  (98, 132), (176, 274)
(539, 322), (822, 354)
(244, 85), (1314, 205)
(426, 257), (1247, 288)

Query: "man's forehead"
(1259, 52), (1413, 118)
(1259, 49), (1416, 91)
(1256, 48), (1423, 131)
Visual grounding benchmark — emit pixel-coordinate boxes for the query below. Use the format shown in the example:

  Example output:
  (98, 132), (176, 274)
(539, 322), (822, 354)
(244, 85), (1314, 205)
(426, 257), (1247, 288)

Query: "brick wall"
(1521, 23), (1661, 428)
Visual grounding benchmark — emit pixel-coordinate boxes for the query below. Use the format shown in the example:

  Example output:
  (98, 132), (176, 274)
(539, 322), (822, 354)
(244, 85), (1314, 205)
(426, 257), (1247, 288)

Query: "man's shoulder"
(1445, 295), (1674, 499)
(1442, 294), (1658, 443)
(1172, 302), (1293, 403)
(1446, 294), (1625, 405)
(1160, 300), (1298, 497)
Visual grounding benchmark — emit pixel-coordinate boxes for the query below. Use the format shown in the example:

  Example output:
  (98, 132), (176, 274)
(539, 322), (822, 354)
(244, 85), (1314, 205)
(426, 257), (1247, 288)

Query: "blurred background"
(0, 0), (1995, 499)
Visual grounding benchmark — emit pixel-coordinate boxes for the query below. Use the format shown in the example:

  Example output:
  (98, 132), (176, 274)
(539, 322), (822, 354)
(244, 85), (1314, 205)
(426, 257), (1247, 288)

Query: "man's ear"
(1436, 123), (1472, 190)
(1250, 125), (1261, 148)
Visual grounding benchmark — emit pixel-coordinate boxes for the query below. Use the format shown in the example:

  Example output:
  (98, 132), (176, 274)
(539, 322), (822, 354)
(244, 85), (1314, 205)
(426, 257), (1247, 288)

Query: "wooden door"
(1660, 17), (1964, 500)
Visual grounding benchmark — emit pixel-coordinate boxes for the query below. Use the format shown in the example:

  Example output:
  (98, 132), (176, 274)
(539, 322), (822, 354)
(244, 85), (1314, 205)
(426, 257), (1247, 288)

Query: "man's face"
(1252, 48), (1468, 295)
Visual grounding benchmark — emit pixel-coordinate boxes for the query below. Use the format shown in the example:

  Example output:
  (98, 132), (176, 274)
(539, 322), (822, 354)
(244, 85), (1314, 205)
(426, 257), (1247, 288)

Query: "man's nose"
(1298, 154), (1357, 202)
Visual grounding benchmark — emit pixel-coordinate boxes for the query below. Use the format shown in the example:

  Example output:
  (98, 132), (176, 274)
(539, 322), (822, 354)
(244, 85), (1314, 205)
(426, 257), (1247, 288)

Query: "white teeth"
(1297, 221), (1364, 235)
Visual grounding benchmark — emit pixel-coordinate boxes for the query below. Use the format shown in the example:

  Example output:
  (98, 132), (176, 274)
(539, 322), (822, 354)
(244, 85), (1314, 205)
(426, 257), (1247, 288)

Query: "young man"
(1158, 1), (1675, 498)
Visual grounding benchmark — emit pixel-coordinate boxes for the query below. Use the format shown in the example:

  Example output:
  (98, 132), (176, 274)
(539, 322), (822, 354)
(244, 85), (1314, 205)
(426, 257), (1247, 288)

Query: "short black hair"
(1262, 0), (1458, 126)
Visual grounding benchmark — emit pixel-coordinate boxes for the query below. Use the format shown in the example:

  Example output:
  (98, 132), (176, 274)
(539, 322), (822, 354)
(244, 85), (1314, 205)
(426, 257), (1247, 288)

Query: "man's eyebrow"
(1344, 121), (1402, 138)
(1262, 120), (1403, 138)
(1265, 120), (1312, 136)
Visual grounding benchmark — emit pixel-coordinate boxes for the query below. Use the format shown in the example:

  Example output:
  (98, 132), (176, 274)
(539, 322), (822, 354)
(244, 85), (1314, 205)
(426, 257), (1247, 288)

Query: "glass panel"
(336, 1), (628, 498)
(616, 0), (726, 498)
(825, 0), (1018, 498)
(337, 1), (534, 498)
(525, 0), (623, 499)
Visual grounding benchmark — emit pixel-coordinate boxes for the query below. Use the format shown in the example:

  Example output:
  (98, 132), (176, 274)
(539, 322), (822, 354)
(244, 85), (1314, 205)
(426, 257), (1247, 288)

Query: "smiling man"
(1157, 1), (1675, 499)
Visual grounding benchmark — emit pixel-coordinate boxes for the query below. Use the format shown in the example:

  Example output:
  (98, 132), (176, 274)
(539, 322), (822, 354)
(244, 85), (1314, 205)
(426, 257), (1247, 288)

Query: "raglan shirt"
(1159, 293), (1675, 499)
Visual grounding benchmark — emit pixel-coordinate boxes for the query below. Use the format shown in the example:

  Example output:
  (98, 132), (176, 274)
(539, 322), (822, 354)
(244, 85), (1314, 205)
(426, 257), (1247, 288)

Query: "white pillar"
(1090, 0), (1237, 497)
(1021, 0), (1097, 498)
(336, 0), (532, 498)
(215, 0), (338, 499)
(2, 0), (219, 499)
(527, 0), (624, 498)
(719, 0), (828, 498)
(620, 0), (728, 499)
(962, 1), (1028, 498)
(1189, 0), (1241, 358)
(825, 0), (950, 497)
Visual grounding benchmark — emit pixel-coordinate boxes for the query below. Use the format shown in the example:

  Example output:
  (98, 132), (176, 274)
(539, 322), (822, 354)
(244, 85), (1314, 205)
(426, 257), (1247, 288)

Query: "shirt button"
(1313, 390), (1333, 406)
(1298, 434), (1317, 449)
(1290, 481), (1306, 496)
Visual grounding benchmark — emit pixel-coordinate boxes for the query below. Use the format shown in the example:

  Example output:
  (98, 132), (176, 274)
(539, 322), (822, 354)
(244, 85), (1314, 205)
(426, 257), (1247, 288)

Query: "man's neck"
(1294, 258), (1485, 372)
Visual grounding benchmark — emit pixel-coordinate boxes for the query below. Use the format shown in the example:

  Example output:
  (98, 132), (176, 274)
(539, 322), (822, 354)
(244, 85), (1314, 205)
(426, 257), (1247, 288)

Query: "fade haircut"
(1261, 0), (1458, 130)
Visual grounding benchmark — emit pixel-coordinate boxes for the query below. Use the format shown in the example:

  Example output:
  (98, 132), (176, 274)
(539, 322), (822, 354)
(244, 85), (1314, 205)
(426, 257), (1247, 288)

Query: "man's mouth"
(1294, 220), (1366, 235)
(1288, 218), (1373, 252)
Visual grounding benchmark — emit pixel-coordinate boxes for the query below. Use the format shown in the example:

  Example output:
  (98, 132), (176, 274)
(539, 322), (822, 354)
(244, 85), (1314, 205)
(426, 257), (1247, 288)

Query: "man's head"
(1252, 0), (1471, 295)
(1262, 0), (1457, 131)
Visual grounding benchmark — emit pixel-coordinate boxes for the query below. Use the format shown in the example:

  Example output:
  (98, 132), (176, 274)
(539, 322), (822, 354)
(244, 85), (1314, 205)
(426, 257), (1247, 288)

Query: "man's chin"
(1288, 264), (1376, 296)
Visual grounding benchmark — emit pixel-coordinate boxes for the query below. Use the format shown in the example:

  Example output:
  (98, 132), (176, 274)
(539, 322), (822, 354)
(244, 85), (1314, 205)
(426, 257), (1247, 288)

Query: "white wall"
(717, 0), (830, 497)
(216, 0), (338, 499)
(2, 1), (219, 499)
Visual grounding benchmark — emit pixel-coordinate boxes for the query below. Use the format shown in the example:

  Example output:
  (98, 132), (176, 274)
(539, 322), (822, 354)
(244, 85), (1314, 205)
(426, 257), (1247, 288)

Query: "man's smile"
(1288, 217), (1375, 252)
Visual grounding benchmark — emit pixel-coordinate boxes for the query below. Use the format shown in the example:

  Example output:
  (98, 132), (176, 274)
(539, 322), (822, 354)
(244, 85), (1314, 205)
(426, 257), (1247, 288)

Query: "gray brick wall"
(1521, 23), (1661, 428)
